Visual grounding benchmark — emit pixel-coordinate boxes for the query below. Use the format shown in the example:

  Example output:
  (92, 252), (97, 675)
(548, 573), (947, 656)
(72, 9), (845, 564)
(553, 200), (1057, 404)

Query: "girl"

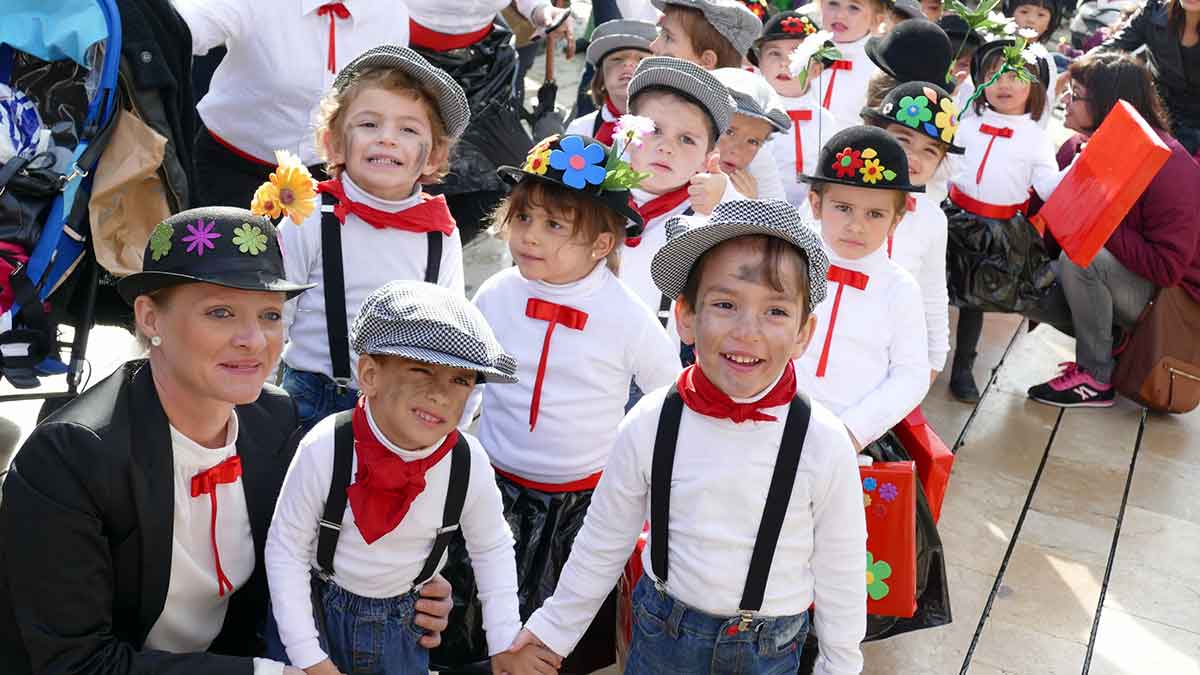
(945, 40), (1065, 401)
(819, 0), (888, 127)
(565, 19), (657, 144)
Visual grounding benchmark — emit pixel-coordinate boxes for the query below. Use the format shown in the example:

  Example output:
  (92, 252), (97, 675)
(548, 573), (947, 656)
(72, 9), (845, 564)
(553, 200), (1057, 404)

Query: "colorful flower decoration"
(232, 223), (269, 256)
(872, 503), (889, 518)
(858, 148), (897, 184)
(614, 115), (655, 149)
(866, 552), (892, 601)
(833, 147), (863, 178)
(149, 221), (173, 261)
(934, 96), (959, 143)
(862, 477), (877, 491)
(182, 219), (221, 256)
(781, 16), (815, 35)
(251, 182), (282, 220)
(879, 483), (899, 502)
(896, 95), (932, 129)
(863, 493), (872, 508)
(523, 146), (552, 175)
(738, 0), (768, 19)
(250, 150), (317, 224)
(549, 136), (608, 190)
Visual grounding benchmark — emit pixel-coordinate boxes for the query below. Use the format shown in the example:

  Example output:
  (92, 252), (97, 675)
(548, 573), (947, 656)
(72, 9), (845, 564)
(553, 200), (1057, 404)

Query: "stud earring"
(150, 335), (162, 347)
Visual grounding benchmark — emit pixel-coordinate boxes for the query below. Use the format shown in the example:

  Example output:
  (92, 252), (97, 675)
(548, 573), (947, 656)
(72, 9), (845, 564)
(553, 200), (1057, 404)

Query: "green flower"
(232, 223), (268, 256)
(896, 95), (932, 129)
(866, 552), (892, 600)
(149, 221), (173, 261)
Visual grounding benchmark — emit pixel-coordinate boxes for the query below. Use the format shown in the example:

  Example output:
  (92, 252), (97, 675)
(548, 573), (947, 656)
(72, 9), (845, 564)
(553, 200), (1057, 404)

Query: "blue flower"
(862, 477), (877, 491)
(549, 136), (607, 189)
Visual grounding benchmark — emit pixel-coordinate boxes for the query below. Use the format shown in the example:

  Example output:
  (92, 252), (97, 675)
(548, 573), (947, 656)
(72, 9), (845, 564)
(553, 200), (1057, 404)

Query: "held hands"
(689, 153), (729, 216)
(414, 574), (454, 648)
(302, 659), (342, 675)
(495, 628), (563, 675)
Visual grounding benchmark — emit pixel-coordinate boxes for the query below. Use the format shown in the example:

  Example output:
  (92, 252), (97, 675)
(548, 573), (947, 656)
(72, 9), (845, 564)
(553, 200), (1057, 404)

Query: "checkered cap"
(351, 281), (518, 384)
(651, 0), (763, 56)
(332, 45), (471, 139)
(628, 57), (736, 134)
(586, 19), (657, 66)
(712, 68), (790, 133)
(651, 199), (829, 312)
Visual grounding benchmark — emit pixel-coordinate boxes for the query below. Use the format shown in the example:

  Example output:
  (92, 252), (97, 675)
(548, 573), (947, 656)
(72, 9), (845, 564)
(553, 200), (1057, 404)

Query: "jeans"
(280, 364), (360, 434)
(626, 578), (809, 675)
(1058, 248), (1155, 382)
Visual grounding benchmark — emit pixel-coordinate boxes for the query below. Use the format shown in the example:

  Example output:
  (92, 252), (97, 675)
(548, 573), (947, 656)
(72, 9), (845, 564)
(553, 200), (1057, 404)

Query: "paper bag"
(861, 461), (918, 618)
(892, 407), (954, 523)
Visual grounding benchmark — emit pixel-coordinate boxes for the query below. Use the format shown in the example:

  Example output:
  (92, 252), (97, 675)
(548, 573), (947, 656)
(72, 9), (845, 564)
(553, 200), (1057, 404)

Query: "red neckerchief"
(346, 398), (457, 545)
(815, 265), (870, 377)
(317, 179), (456, 235)
(676, 361), (797, 423)
(594, 98), (622, 146)
(626, 185), (691, 247)
(317, 3), (351, 73)
(525, 298), (589, 431)
(190, 455), (243, 597)
(975, 124), (1013, 184)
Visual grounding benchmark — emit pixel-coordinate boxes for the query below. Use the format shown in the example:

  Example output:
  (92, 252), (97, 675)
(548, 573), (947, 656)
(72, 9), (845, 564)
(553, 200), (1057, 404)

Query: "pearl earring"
(150, 335), (162, 347)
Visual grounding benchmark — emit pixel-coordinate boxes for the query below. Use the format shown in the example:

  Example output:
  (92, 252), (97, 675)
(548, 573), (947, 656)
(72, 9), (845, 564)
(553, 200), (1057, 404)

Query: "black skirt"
(944, 201), (1055, 313)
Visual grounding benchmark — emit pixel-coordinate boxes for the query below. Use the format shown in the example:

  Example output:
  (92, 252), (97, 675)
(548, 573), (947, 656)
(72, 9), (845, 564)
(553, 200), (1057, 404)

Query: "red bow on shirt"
(626, 185), (691, 247)
(594, 98), (622, 146)
(787, 109), (813, 175)
(975, 124), (1013, 184)
(317, 3), (351, 74)
(525, 298), (589, 431)
(677, 362), (798, 423)
(346, 398), (457, 545)
(190, 455), (243, 597)
(317, 179), (456, 235)
(815, 265), (870, 377)
(822, 60), (853, 110)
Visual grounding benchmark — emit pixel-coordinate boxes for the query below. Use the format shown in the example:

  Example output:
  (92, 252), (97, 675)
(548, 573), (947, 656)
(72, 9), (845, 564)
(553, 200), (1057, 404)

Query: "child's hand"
(491, 644), (560, 675)
(303, 659), (342, 675)
(689, 153), (728, 216)
(727, 167), (759, 199)
(930, 369), (939, 385)
(508, 628), (563, 669)
(414, 574), (453, 648)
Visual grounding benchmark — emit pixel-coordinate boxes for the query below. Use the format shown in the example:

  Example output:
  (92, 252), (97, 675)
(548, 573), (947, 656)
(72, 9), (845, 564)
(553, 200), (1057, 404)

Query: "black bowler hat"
(865, 19), (955, 89)
(117, 208), (315, 304)
(757, 11), (821, 47)
(498, 134), (646, 236)
(801, 125), (924, 192)
(970, 38), (1051, 91)
(862, 80), (966, 153)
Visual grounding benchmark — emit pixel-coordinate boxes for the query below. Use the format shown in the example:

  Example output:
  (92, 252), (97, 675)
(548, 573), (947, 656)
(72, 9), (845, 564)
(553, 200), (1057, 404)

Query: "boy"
(798, 126), (929, 450)
(518, 199), (868, 675)
(712, 67), (792, 201)
(278, 46), (470, 431)
(820, 0), (888, 128)
(265, 281), (556, 675)
(566, 19), (657, 144)
(649, 0), (762, 69)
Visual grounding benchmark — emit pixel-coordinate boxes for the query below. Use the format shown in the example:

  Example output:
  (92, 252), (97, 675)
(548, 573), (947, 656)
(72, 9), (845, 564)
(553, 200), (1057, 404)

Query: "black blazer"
(1099, 0), (1200, 130)
(0, 360), (299, 674)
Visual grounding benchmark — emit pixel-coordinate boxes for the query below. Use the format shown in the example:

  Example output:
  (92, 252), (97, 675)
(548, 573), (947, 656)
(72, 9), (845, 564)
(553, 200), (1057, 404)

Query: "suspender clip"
(737, 610), (754, 632)
(319, 519), (342, 532)
(331, 376), (352, 394)
(436, 523), (460, 535)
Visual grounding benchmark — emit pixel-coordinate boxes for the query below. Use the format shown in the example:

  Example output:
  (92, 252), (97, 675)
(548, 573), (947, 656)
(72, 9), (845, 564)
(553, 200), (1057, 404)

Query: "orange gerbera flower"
(251, 150), (317, 223)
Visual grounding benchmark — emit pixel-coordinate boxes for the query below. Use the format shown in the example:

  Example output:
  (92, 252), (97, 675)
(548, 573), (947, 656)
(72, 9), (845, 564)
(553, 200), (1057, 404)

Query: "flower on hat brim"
(896, 95), (933, 129)
(149, 221), (174, 261)
(232, 223), (269, 255)
(934, 96), (959, 143)
(833, 147), (863, 178)
(549, 136), (608, 190)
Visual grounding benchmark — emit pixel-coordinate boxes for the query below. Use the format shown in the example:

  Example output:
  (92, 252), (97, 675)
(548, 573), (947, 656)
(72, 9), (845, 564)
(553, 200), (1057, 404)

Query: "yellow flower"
(250, 182), (283, 219)
(860, 158), (886, 184)
(268, 150), (318, 223)
(864, 493), (872, 507)
(935, 97), (959, 143)
(523, 148), (552, 175)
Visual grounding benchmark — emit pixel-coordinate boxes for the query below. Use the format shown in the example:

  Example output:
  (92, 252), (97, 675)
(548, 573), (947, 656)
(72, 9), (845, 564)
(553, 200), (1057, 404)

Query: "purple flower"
(879, 483), (899, 502)
(182, 219), (221, 256)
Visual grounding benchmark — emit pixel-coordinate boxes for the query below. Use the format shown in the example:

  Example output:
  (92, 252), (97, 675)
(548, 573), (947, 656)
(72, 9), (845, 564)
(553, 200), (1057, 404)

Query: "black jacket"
(0, 361), (298, 674)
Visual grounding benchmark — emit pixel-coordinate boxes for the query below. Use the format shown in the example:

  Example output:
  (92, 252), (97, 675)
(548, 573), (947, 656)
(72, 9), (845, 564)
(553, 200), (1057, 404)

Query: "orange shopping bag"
(861, 461), (918, 618)
(892, 408), (954, 523)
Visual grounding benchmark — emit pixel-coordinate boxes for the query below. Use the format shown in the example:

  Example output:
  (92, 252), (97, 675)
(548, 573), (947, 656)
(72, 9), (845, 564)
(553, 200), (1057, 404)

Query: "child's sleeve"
(514, 0), (552, 21)
(631, 309), (683, 394)
(920, 210), (951, 371)
(1030, 132), (1067, 202)
(170, 0), (248, 55)
(749, 147), (788, 202)
(809, 422), (868, 675)
(439, 229), (466, 297)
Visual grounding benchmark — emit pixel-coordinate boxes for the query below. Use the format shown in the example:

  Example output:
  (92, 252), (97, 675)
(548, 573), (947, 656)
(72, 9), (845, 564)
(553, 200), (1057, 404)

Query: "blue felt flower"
(863, 477), (877, 491)
(548, 136), (607, 189)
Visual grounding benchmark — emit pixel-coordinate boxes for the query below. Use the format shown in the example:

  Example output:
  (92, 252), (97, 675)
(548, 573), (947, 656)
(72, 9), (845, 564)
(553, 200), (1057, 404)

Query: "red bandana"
(346, 398), (457, 545)
(190, 455), (243, 597)
(626, 185), (691, 247)
(676, 361), (797, 423)
(317, 179), (456, 235)
(594, 98), (622, 146)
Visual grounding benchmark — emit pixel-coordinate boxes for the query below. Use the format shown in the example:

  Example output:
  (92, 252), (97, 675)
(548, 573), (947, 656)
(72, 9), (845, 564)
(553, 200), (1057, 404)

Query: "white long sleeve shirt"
(280, 175), (464, 388)
(946, 109), (1063, 205)
(820, 36), (880, 131)
(472, 263), (681, 483)
(795, 245), (929, 447)
(407, 0), (549, 34)
(890, 194), (950, 371)
(523, 383), (867, 675)
(621, 188), (696, 314)
(173, 0), (409, 165)
(265, 402), (521, 668)
(767, 90), (841, 207)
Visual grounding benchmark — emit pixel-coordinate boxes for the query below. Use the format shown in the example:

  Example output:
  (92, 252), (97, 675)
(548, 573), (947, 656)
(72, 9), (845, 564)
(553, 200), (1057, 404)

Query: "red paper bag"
(616, 525), (649, 670)
(861, 461), (917, 618)
(1030, 100), (1171, 267)
(892, 407), (954, 523)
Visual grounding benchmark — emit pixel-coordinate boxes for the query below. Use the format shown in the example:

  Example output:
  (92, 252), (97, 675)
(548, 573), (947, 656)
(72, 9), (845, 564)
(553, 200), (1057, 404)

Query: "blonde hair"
(491, 180), (626, 273)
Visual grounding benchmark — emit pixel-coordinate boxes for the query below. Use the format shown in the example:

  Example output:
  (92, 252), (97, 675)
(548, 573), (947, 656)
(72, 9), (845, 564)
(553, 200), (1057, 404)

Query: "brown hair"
(680, 235), (814, 316)
(629, 86), (719, 148)
(491, 179), (627, 272)
(972, 51), (1047, 121)
(1167, 0), (1197, 39)
(663, 5), (744, 68)
(590, 65), (610, 108)
(316, 67), (454, 183)
(1067, 52), (1168, 133)
(810, 181), (909, 216)
(865, 72), (900, 109)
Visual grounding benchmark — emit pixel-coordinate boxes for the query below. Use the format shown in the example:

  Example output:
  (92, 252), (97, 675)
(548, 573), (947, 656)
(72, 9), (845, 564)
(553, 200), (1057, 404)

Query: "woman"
(0, 208), (453, 673)
(1026, 53), (1200, 408)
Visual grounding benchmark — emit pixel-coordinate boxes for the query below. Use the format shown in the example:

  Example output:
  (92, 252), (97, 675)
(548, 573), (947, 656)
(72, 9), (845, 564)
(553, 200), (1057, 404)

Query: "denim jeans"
(280, 364), (360, 434)
(1058, 249), (1156, 382)
(626, 578), (809, 675)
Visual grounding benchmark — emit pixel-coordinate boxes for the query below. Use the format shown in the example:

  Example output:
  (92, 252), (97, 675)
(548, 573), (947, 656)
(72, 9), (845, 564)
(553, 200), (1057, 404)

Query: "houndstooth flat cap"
(351, 281), (518, 384)
(712, 68), (790, 133)
(651, 199), (829, 312)
(332, 45), (471, 139)
(586, 19), (657, 66)
(628, 56), (736, 134)
(651, 0), (763, 56)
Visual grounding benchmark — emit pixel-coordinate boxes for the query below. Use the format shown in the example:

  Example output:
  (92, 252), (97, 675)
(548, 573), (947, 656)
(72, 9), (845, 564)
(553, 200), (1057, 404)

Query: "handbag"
(1112, 286), (1200, 413)
(0, 153), (61, 249)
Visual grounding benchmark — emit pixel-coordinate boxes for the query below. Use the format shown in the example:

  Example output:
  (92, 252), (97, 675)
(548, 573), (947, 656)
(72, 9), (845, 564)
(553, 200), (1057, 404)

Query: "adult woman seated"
(0, 209), (453, 673)
(1026, 52), (1200, 408)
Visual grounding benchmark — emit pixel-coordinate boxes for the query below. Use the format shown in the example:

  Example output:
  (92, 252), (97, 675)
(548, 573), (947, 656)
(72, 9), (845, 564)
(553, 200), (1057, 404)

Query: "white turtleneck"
(767, 89), (842, 208)
(279, 174), (465, 388)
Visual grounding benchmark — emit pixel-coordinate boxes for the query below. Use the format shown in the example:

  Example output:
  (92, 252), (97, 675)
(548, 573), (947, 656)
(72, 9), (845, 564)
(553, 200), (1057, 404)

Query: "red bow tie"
(815, 265), (870, 377)
(525, 298), (589, 431)
(191, 455), (243, 597)
(627, 186), (690, 247)
(787, 109), (813, 175)
(677, 361), (798, 423)
(822, 60), (853, 110)
(594, 98), (622, 146)
(346, 398), (457, 544)
(317, 3), (351, 74)
(975, 124), (1013, 184)
(317, 179), (456, 235)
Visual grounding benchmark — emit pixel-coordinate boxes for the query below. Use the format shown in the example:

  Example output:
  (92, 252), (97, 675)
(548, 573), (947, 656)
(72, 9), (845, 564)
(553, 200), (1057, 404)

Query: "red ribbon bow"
(975, 124), (1013, 185)
(787, 109), (813, 176)
(317, 179), (456, 235)
(815, 265), (870, 377)
(594, 98), (622, 146)
(190, 455), (243, 597)
(525, 298), (589, 431)
(677, 361), (798, 423)
(822, 60), (853, 110)
(317, 3), (351, 74)
(626, 185), (691, 247)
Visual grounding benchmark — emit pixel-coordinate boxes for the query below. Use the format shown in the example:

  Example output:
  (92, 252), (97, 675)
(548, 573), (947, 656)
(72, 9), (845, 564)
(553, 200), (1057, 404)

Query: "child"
(566, 19), (657, 144)
(945, 40), (1062, 402)
(518, 198), (868, 675)
(955, 4), (1059, 127)
(264, 281), (553, 675)
(938, 14), (985, 94)
(755, 12), (841, 207)
(278, 46), (470, 431)
(712, 67), (792, 201)
(862, 81), (966, 377)
(648, 0), (763, 69)
(863, 18), (955, 108)
(819, 0), (888, 128)
(798, 126), (930, 450)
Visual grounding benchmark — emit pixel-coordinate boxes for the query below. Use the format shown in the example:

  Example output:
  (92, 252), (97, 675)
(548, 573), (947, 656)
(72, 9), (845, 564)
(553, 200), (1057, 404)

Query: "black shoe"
(1027, 363), (1116, 408)
(949, 352), (981, 403)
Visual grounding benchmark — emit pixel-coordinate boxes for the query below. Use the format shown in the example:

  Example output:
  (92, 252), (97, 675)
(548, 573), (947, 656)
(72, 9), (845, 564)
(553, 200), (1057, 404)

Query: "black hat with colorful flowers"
(801, 125), (924, 192)
(757, 11), (820, 48)
(861, 81), (966, 154)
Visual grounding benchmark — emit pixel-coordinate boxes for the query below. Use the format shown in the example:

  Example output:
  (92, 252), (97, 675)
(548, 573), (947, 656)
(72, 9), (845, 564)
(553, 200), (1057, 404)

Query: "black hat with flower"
(498, 131), (650, 235)
(800, 125), (923, 192)
(861, 81), (966, 154)
(756, 11), (820, 49)
(969, 38), (1051, 92)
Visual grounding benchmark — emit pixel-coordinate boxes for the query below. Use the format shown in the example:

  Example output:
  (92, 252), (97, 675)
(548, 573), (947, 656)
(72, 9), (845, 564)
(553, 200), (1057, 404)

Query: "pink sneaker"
(1027, 362), (1116, 408)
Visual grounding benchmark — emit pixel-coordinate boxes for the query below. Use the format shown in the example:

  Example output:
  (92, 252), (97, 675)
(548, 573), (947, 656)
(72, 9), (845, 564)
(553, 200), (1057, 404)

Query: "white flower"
(1002, 20), (1019, 34)
(614, 114), (655, 147)
(1021, 42), (1049, 64)
(788, 31), (833, 78)
(1017, 26), (1040, 39)
(987, 11), (1008, 24)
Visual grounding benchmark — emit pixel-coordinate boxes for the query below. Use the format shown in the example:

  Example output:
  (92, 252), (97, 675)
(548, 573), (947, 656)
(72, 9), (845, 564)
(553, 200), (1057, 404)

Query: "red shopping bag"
(861, 461), (918, 618)
(616, 524), (649, 670)
(1030, 100), (1170, 267)
(892, 408), (954, 523)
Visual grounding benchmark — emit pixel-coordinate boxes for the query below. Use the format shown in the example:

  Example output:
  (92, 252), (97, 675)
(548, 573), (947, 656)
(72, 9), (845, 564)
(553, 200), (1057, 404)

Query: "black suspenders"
(655, 207), (694, 328)
(592, 111), (605, 138)
(319, 193), (443, 387)
(649, 386), (812, 628)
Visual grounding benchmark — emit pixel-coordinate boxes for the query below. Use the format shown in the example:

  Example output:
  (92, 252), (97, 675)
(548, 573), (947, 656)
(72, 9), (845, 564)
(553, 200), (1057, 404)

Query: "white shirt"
(890, 194), (950, 371)
(407, 0), (549, 34)
(615, 0), (661, 22)
(265, 402), (521, 668)
(795, 245), (929, 447)
(820, 36), (880, 131)
(767, 90), (840, 207)
(174, 0), (410, 165)
(946, 109), (1063, 206)
(280, 175), (465, 387)
(472, 263), (682, 483)
(523, 383), (867, 675)
(566, 102), (615, 139)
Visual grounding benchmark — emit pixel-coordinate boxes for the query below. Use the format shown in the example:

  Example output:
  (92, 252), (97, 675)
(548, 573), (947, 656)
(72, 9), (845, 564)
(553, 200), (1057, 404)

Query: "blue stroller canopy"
(0, 0), (108, 68)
